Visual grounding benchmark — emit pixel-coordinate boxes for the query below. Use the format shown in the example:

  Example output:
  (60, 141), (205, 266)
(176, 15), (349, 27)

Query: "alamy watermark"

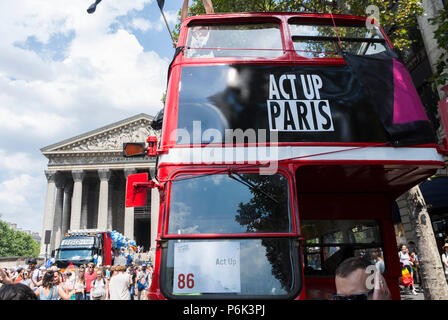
(170, 121), (280, 175)
(366, 5), (380, 30)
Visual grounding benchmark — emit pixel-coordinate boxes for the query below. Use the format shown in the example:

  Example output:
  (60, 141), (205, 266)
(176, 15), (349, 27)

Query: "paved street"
(400, 284), (424, 300)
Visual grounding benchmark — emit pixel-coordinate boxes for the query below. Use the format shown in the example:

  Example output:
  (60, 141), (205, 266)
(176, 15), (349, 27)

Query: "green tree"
(0, 221), (40, 257)
(429, 3), (448, 90)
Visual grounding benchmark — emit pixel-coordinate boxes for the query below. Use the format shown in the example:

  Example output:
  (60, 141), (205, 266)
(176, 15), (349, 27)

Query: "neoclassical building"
(40, 113), (159, 258)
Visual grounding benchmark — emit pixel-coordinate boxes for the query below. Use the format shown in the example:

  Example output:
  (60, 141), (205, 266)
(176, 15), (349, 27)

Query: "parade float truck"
(54, 229), (112, 268)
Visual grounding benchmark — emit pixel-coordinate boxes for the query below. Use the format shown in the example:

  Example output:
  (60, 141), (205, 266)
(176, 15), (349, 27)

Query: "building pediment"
(41, 113), (156, 156)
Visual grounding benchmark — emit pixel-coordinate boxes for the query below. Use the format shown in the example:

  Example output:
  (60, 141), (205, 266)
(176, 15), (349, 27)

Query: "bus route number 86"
(178, 273), (195, 289)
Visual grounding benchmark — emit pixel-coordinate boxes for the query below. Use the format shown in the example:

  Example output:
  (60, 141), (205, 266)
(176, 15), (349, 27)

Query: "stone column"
(150, 187), (160, 258)
(124, 168), (137, 240)
(61, 183), (73, 237)
(52, 172), (66, 251)
(80, 181), (90, 229)
(70, 170), (85, 230)
(40, 170), (57, 258)
(97, 169), (111, 230)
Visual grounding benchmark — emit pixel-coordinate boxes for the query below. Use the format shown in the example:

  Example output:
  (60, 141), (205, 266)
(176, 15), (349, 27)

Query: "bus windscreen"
(167, 173), (291, 234)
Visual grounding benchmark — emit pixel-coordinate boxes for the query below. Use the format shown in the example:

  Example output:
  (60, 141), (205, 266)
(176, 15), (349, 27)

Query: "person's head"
(372, 248), (383, 260)
(334, 257), (374, 300)
(116, 265), (126, 273)
(0, 284), (39, 300)
(42, 271), (55, 289)
(443, 244), (448, 252)
(28, 258), (37, 270)
(95, 270), (103, 279)
(53, 271), (61, 284)
(87, 263), (94, 273)
(399, 244), (407, 253)
(22, 270), (29, 279)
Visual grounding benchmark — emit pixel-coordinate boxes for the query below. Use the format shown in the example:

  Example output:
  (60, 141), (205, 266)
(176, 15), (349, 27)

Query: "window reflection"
(290, 23), (387, 58)
(185, 23), (283, 58)
(301, 220), (385, 275)
(168, 173), (291, 234)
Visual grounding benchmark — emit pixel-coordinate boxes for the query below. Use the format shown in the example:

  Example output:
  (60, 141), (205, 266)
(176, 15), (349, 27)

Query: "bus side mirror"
(125, 173), (159, 207)
(122, 136), (160, 157)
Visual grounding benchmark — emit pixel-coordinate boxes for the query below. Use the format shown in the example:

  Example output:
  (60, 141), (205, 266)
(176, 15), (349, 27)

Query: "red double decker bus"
(125, 12), (445, 300)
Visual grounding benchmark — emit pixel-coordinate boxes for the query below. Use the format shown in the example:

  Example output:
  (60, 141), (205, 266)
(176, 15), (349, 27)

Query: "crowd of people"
(0, 256), (153, 300)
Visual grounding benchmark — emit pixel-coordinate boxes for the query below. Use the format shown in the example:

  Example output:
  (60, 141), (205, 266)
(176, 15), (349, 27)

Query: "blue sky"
(0, 0), (185, 234)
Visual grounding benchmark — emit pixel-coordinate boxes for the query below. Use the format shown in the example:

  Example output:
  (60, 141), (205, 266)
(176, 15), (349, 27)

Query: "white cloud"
(0, 168), (46, 234)
(0, 0), (169, 143)
(0, 0), (174, 234)
(130, 17), (157, 32)
(0, 150), (46, 174)
(163, 10), (179, 26)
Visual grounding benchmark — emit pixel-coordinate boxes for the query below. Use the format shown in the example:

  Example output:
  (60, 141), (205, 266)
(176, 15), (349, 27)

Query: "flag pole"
(156, 0), (176, 46)
(159, 9), (175, 44)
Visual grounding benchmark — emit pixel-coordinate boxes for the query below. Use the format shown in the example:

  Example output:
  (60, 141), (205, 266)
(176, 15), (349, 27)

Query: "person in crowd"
(63, 271), (75, 295)
(408, 241), (417, 255)
(441, 243), (448, 283)
(109, 265), (131, 300)
(74, 268), (86, 300)
(13, 267), (23, 283)
(84, 263), (96, 300)
(370, 249), (385, 274)
(19, 269), (33, 288)
(34, 271), (74, 300)
(0, 267), (13, 285)
(410, 251), (420, 286)
(398, 244), (417, 295)
(105, 266), (111, 281)
(136, 265), (147, 300)
(334, 256), (391, 300)
(128, 265), (137, 300)
(90, 270), (107, 300)
(0, 283), (39, 300)
(27, 258), (40, 284)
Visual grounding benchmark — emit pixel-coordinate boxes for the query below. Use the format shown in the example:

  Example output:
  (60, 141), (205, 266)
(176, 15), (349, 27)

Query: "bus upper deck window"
(289, 22), (387, 58)
(185, 23), (283, 58)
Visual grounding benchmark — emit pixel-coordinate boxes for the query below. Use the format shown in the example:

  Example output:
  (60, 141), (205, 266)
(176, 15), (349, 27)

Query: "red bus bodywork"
(127, 12), (445, 300)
